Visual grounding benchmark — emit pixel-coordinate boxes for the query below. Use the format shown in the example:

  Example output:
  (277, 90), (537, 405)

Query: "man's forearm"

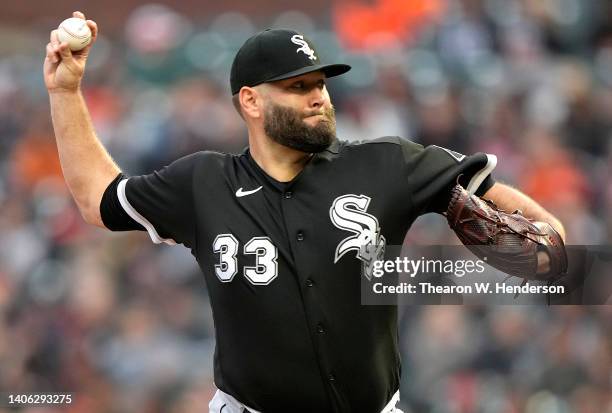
(50, 89), (120, 227)
(483, 182), (566, 241)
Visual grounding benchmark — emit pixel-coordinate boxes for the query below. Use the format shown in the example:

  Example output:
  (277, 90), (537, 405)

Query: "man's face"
(262, 71), (336, 153)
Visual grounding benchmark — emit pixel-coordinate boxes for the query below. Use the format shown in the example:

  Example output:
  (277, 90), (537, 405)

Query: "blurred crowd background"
(0, 0), (610, 412)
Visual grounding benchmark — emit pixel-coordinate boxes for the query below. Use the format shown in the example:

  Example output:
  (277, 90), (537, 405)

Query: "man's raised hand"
(44, 11), (98, 93)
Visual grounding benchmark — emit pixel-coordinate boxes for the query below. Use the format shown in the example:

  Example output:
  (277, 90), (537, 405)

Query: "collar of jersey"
(244, 150), (306, 191)
(240, 139), (341, 191)
(317, 138), (340, 161)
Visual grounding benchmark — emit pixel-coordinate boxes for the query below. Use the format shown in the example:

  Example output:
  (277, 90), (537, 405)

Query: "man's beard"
(263, 102), (337, 153)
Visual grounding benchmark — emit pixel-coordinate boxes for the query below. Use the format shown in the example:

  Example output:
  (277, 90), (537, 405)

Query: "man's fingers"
(73, 11), (86, 20)
(86, 20), (98, 40)
(50, 31), (62, 57)
(50, 29), (59, 46)
(58, 42), (73, 61)
(46, 43), (60, 64)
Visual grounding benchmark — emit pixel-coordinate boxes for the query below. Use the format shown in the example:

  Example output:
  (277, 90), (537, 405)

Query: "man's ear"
(239, 86), (264, 119)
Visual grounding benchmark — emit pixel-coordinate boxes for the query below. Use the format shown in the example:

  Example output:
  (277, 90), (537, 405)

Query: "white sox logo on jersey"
(330, 194), (386, 280)
(291, 35), (317, 61)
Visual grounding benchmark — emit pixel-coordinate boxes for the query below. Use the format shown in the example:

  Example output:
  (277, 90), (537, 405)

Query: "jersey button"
(305, 278), (314, 287)
(296, 231), (305, 241)
(284, 191), (293, 199)
(316, 323), (325, 333)
(328, 374), (336, 382)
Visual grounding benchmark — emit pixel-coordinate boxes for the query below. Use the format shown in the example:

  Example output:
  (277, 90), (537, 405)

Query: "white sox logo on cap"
(291, 35), (317, 61)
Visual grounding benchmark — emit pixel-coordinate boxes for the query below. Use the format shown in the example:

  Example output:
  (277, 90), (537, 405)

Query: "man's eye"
(291, 82), (304, 89)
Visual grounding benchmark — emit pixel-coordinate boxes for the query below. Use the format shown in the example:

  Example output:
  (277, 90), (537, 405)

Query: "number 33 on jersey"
(213, 235), (278, 285)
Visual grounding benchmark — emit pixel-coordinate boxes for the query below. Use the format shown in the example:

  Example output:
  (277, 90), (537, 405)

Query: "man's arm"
(44, 11), (120, 228)
(482, 182), (566, 242)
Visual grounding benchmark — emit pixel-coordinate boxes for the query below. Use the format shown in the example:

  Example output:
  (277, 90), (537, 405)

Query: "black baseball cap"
(230, 28), (351, 95)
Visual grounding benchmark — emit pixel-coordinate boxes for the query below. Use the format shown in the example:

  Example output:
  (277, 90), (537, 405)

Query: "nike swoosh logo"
(236, 186), (263, 197)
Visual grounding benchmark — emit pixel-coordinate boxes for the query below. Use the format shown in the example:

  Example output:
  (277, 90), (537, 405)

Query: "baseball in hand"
(57, 17), (92, 51)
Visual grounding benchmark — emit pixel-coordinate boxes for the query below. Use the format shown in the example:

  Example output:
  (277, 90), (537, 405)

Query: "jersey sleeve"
(398, 138), (497, 214)
(101, 153), (199, 247)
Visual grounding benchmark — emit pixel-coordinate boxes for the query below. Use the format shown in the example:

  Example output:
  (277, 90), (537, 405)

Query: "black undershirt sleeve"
(100, 173), (145, 231)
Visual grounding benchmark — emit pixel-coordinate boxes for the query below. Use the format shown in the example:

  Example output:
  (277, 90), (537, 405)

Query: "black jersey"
(101, 136), (496, 413)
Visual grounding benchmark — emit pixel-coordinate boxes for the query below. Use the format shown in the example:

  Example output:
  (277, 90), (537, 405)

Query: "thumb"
(58, 42), (74, 62)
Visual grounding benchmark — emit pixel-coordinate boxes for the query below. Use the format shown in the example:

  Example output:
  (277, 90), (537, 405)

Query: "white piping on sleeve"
(380, 390), (401, 413)
(117, 178), (176, 245)
(466, 154), (497, 195)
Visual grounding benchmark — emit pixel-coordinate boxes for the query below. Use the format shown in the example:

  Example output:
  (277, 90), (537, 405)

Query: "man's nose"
(309, 88), (325, 109)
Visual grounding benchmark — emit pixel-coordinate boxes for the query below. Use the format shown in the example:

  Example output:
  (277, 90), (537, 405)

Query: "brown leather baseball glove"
(446, 184), (568, 282)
